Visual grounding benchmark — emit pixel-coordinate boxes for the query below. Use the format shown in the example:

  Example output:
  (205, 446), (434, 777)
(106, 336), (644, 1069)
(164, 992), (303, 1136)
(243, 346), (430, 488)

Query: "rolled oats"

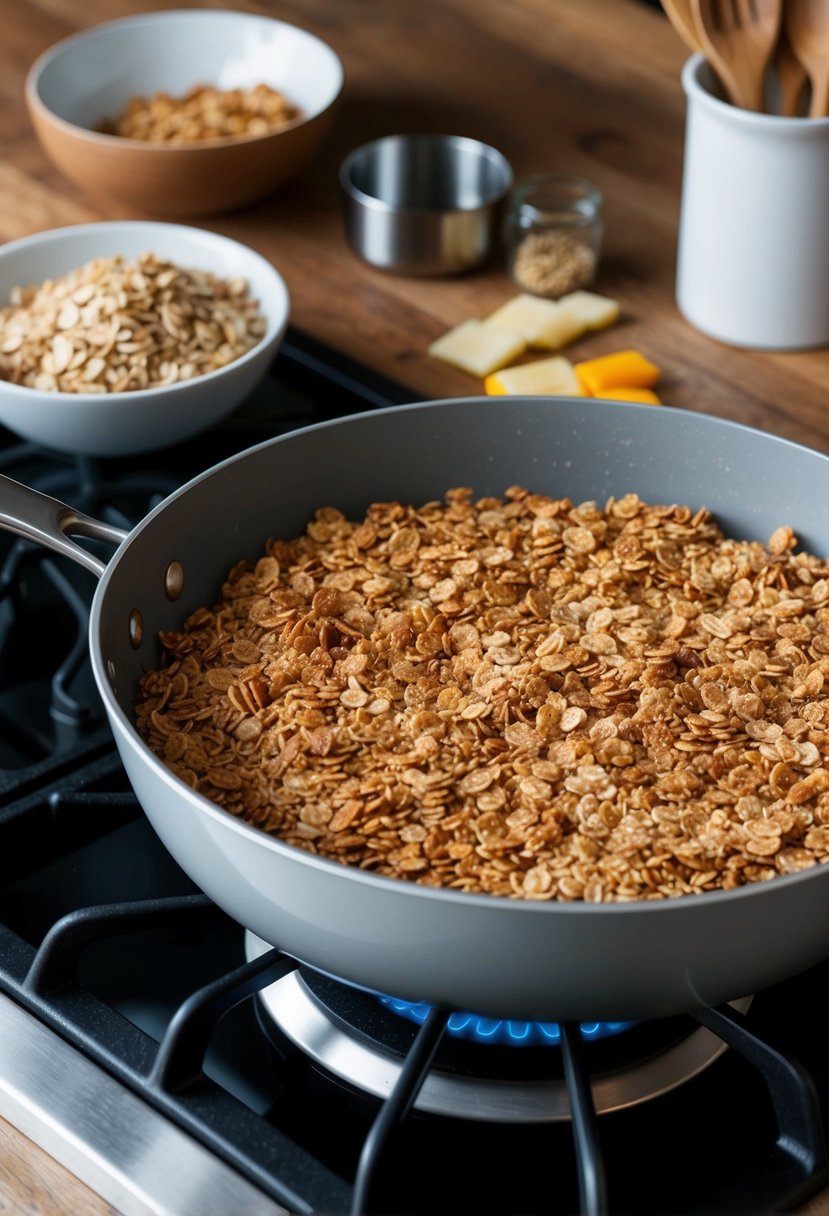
(0, 252), (267, 394)
(134, 487), (829, 902)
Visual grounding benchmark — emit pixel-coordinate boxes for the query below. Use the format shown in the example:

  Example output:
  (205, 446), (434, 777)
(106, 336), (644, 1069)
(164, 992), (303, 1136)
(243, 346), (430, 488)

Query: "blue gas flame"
(378, 995), (635, 1046)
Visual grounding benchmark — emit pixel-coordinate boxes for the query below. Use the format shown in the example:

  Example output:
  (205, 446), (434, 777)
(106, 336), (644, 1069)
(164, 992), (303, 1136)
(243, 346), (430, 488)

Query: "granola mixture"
(134, 487), (829, 902)
(0, 252), (266, 393)
(100, 83), (301, 143)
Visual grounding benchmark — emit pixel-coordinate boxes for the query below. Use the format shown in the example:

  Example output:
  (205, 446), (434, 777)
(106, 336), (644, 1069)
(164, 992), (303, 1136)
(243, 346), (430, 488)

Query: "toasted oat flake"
(100, 82), (301, 144)
(134, 488), (829, 902)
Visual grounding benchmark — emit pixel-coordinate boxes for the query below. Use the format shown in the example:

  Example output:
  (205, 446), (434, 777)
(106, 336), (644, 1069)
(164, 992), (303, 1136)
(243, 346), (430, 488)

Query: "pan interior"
(95, 395), (829, 721)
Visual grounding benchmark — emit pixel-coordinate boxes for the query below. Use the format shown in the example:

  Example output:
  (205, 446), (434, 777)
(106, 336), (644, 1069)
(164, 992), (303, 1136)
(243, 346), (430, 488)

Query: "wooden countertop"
(2, 0), (829, 1212)
(4, 0), (829, 450)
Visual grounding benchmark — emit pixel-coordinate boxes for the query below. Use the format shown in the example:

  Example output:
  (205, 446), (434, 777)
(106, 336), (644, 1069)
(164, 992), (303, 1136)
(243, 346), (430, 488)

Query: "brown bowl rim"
(24, 10), (345, 155)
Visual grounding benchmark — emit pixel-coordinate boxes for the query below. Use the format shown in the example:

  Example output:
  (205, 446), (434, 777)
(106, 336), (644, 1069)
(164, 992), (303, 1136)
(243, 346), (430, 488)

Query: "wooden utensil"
(691, 0), (782, 111)
(774, 25), (810, 116)
(785, 0), (829, 117)
(660, 0), (703, 52)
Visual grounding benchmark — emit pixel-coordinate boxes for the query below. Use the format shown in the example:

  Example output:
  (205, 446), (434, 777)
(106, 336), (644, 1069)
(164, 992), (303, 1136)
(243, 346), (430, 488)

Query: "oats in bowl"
(100, 83), (302, 144)
(25, 10), (344, 216)
(0, 251), (267, 394)
(0, 220), (289, 456)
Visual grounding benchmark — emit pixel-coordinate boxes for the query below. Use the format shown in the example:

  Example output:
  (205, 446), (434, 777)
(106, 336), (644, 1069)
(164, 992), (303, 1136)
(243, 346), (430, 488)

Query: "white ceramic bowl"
(25, 9), (344, 216)
(0, 221), (290, 457)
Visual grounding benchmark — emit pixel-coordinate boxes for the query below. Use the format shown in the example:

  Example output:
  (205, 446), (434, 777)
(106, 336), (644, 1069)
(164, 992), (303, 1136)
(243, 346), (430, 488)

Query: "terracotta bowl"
(25, 9), (344, 217)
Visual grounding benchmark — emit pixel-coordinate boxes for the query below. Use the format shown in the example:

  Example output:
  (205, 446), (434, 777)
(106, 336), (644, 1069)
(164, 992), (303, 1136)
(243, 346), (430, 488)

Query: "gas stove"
(1, 331), (829, 1216)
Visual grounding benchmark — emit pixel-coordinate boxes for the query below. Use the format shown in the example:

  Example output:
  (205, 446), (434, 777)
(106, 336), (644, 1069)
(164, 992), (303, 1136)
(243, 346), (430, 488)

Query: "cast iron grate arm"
(150, 946), (299, 1092)
(350, 1004), (450, 1216)
(691, 1002), (829, 1214)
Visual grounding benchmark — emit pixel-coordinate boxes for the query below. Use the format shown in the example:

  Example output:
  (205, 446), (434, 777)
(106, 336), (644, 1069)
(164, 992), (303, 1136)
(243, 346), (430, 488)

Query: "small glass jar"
(504, 173), (603, 298)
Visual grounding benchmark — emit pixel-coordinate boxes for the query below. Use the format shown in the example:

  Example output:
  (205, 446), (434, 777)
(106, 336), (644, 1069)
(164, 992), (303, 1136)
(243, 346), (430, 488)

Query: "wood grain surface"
(1, 0), (829, 1211)
(0, 1117), (118, 1216)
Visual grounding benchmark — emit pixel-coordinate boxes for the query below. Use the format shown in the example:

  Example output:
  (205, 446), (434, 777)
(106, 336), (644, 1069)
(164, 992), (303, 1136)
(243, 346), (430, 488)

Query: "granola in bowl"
(99, 83), (302, 144)
(134, 486), (829, 902)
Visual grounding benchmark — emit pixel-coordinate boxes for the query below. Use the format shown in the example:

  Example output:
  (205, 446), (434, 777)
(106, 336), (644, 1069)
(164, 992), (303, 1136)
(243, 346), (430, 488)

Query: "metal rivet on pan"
(129, 609), (144, 649)
(106, 658), (117, 689)
(165, 560), (184, 600)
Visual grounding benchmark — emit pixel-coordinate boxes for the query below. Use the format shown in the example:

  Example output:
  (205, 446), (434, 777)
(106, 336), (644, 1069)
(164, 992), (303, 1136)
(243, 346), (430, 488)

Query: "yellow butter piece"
(484, 289), (620, 351)
(594, 386), (662, 405)
(428, 319), (526, 377)
(484, 294), (565, 346)
(484, 356), (583, 397)
(557, 290), (621, 332)
(533, 290), (621, 350)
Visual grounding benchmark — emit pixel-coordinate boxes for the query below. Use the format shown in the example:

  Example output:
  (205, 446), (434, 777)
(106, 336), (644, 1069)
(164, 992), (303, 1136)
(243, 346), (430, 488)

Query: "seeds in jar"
(99, 83), (301, 143)
(0, 252), (267, 393)
(133, 488), (829, 903)
(511, 230), (597, 298)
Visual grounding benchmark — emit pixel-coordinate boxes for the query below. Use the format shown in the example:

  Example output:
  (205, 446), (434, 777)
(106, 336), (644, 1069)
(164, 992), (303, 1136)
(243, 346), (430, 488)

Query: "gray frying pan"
(2, 395), (829, 1023)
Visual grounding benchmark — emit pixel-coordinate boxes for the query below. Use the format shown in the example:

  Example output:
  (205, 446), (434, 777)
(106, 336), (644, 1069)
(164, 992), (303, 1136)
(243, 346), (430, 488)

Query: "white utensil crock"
(676, 54), (829, 350)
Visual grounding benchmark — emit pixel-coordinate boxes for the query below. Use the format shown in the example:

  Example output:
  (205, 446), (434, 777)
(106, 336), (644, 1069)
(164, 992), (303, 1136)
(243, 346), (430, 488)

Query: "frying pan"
(3, 395), (829, 1023)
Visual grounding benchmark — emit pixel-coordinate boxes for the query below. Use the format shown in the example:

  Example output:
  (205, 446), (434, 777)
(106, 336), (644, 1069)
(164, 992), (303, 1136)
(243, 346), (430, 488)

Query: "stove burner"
(245, 932), (752, 1123)
(378, 994), (635, 1046)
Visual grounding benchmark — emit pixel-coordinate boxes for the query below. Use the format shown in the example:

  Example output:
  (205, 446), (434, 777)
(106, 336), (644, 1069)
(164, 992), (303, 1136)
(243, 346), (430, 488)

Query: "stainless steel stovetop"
(1, 331), (829, 1216)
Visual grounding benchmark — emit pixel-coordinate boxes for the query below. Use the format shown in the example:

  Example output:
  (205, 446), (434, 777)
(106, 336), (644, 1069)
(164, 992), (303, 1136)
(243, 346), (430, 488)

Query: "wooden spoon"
(691, 0), (782, 111)
(785, 0), (829, 117)
(660, 0), (703, 52)
(774, 26), (810, 116)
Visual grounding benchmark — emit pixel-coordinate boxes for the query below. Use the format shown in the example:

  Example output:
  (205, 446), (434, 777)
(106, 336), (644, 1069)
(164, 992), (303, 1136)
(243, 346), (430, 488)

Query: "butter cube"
(427, 319), (526, 377)
(557, 290), (621, 332)
(483, 290), (620, 351)
(483, 294), (567, 348)
(484, 356), (583, 397)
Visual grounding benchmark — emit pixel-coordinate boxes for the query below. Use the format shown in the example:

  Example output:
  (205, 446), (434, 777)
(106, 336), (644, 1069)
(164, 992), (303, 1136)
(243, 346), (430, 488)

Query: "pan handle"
(0, 473), (128, 580)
